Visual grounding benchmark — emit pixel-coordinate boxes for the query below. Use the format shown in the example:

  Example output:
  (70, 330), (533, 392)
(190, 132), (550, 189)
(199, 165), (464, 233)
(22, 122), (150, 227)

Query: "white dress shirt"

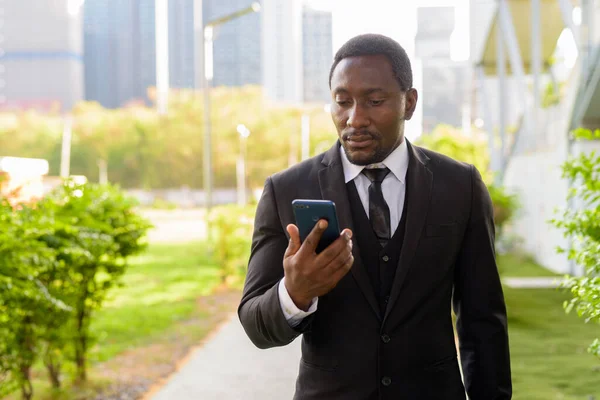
(279, 140), (410, 327)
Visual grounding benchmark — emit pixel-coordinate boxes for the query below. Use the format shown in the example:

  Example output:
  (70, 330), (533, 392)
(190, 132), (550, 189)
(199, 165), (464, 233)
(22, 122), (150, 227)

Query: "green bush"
(551, 128), (600, 358)
(416, 124), (519, 234)
(208, 204), (256, 288)
(0, 180), (152, 399)
(0, 198), (70, 400)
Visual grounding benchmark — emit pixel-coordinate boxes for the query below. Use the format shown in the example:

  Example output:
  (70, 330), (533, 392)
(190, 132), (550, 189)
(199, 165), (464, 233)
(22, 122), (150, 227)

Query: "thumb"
(284, 224), (301, 258)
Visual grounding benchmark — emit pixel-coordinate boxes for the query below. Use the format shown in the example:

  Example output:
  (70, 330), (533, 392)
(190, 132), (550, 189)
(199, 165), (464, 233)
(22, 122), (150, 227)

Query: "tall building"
(262, 0), (333, 104)
(414, 6), (470, 133)
(0, 0), (84, 112)
(261, 0), (304, 104)
(168, 0), (195, 89)
(84, 0), (156, 108)
(204, 0), (262, 88)
(302, 4), (333, 104)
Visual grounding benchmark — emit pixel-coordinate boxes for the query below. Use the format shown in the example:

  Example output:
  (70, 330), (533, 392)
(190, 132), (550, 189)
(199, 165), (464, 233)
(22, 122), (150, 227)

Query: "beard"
(342, 142), (391, 166)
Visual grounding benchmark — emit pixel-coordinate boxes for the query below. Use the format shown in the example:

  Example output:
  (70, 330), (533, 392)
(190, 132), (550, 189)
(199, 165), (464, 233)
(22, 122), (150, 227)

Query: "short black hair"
(329, 33), (413, 91)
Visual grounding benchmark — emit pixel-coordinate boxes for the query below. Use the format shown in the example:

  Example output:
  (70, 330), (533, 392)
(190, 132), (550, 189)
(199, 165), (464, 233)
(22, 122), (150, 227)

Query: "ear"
(403, 88), (418, 121)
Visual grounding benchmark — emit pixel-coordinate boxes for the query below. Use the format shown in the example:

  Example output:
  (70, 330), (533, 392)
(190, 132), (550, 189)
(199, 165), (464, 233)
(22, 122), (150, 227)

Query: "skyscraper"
(1, 0), (84, 112)
(204, 0), (262, 88)
(168, 0), (195, 89)
(261, 0), (304, 104)
(414, 6), (470, 133)
(302, 4), (333, 104)
(261, 0), (333, 104)
(84, 0), (156, 108)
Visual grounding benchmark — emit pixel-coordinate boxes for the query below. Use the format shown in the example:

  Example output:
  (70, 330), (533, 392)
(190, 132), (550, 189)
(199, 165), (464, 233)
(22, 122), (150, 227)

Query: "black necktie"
(362, 167), (391, 247)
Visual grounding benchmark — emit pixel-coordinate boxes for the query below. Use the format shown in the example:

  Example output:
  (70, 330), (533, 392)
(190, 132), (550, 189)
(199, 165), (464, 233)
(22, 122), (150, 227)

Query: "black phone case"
(292, 199), (341, 253)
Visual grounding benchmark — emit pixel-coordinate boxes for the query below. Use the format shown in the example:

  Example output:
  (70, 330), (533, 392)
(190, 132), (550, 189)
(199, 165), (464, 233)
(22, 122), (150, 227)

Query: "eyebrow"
(333, 87), (388, 96)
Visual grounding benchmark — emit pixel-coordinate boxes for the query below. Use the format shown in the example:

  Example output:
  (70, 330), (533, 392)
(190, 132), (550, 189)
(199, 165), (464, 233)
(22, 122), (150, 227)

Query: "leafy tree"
(0, 181), (152, 398)
(42, 181), (153, 382)
(0, 197), (70, 399)
(551, 128), (600, 357)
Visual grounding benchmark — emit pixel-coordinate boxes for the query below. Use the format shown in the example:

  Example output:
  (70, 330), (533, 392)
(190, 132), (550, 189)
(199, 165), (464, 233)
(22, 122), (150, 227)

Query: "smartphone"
(292, 199), (341, 253)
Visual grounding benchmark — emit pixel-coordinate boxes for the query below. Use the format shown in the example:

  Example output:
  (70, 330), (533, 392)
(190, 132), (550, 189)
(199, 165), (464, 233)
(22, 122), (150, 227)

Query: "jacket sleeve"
(238, 176), (313, 349)
(453, 165), (512, 399)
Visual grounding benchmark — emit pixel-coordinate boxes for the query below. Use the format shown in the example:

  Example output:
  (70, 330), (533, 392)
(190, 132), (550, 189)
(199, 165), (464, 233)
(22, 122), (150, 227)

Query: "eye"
(335, 99), (352, 107)
(369, 99), (385, 106)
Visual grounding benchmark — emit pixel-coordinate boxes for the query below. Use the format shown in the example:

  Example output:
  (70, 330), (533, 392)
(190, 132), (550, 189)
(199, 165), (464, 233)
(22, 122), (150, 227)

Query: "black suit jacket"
(238, 140), (512, 400)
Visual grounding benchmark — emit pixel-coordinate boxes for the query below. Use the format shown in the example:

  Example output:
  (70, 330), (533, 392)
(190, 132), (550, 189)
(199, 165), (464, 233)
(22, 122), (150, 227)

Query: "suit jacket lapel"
(384, 141), (433, 323)
(319, 142), (382, 320)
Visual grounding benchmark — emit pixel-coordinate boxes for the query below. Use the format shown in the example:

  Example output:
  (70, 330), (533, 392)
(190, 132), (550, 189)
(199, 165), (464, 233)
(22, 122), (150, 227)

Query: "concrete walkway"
(150, 315), (301, 400)
(502, 276), (563, 289)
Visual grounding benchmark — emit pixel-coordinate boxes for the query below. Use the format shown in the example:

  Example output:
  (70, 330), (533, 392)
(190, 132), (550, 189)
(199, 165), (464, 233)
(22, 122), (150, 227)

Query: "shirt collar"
(340, 139), (409, 184)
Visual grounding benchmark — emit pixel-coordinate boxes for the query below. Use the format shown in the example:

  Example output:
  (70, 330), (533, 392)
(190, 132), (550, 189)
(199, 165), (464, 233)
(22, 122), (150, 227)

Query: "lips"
(346, 135), (374, 149)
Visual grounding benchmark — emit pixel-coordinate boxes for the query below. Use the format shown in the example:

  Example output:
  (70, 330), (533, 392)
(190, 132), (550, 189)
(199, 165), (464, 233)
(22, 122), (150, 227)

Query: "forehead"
(330, 54), (400, 93)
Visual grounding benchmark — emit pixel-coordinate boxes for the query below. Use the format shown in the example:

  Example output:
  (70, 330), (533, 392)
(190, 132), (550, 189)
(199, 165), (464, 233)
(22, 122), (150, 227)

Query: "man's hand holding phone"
(283, 220), (354, 311)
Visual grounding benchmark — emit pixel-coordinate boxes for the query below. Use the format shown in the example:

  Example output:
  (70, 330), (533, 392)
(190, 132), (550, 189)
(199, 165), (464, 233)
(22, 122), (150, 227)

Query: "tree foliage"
(551, 128), (600, 357)
(0, 181), (152, 399)
(0, 86), (337, 190)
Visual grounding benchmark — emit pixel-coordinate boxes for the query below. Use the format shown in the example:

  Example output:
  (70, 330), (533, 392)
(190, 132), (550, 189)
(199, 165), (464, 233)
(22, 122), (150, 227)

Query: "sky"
(305, 0), (470, 59)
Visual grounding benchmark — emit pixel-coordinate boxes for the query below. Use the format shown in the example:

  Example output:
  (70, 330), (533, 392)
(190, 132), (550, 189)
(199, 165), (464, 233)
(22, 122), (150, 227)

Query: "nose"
(346, 103), (370, 128)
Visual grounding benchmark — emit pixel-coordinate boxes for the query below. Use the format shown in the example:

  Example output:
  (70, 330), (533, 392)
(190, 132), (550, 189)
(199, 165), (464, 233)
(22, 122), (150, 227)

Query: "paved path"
(502, 276), (563, 289)
(150, 314), (301, 400)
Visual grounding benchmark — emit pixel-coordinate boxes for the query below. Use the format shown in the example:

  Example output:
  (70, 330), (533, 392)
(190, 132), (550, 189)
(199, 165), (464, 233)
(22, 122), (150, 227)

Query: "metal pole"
(237, 135), (247, 206)
(496, 12), (506, 181)
(98, 159), (108, 184)
(193, 0), (204, 91)
(301, 114), (310, 161)
(60, 115), (72, 178)
(155, 0), (169, 114)
(203, 27), (213, 212)
(498, 0), (530, 156)
(531, 0), (541, 146)
(477, 66), (499, 180)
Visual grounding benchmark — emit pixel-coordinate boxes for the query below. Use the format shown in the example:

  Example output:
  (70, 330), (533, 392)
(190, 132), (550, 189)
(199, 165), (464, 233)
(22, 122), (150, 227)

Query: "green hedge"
(551, 128), (600, 358)
(208, 204), (256, 288)
(0, 180), (152, 400)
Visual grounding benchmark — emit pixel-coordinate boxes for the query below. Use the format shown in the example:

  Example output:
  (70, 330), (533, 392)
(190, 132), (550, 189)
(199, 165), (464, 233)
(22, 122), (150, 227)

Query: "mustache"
(342, 130), (380, 140)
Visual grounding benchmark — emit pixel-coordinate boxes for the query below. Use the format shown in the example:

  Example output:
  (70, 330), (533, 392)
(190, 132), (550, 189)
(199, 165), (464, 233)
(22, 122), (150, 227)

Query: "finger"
(331, 254), (354, 283)
(325, 243), (353, 273)
(315, 229), (352, 265)
(329, 253), (354, 284)
(284, 224), (301, 258)
(300, 219), (328, 254)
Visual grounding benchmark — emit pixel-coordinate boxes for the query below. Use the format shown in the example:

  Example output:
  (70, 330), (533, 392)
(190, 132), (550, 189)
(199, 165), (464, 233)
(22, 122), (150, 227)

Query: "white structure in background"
(405, 58), (424, 142)
(236, 124), (251, 206)
(1, 0), (84, 112)
(471, 0), (600, 275)
(155, 0), (170, 115)
(0, 157), (49, 203)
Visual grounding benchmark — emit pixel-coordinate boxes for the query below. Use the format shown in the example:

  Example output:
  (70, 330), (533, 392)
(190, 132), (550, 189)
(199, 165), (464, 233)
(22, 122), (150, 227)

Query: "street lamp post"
(60, 115), (73, 178)
(236, 124), (250, 206)
(201, 2), (261, 212)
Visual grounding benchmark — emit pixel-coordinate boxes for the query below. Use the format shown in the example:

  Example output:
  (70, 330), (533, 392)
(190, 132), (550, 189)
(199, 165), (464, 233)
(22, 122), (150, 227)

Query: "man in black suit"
(238, 33), (511, 400)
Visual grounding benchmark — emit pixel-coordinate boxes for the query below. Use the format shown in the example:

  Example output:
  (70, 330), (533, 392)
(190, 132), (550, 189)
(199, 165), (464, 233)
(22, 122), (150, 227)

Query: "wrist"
(284, 279), (311, 311)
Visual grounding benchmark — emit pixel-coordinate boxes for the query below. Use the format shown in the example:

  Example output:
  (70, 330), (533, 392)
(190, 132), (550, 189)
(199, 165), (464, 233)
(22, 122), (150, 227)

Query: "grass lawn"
(89, 241), (222, 363)
(498, 252), (562, 277)
(497, 255), (600, 399)
(8, 241), (240, 400)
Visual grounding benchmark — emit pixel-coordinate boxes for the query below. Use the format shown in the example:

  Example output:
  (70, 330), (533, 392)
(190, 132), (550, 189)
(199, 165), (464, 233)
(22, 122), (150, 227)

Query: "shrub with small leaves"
(551, 128), (600, 358)
(208, 204), (256, 288)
